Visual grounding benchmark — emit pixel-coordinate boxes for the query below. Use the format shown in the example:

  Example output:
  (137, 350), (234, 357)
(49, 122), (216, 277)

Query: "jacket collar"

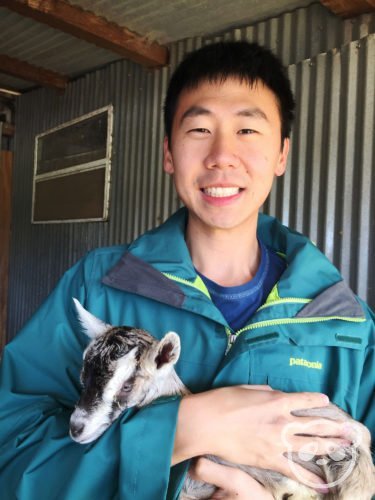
(102, 208), (364, 321)
(125, 208), (195, 280)
(102, 208), (227, 324)
(102, 252), (186, 308)
(257, 214), (342, 297)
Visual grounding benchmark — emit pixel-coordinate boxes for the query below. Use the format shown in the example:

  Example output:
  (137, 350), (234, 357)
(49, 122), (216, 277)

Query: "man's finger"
(285, 392), (330, 411)
(287, 434), (351, 457)
(285, 416), (350, 439)
(191, 458), (273, 499)
(190, 457), (228, 486)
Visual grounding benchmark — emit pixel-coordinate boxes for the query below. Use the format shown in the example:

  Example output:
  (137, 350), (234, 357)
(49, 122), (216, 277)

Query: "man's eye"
(188, 128), (210, 134)
(238, 129), (256, 135)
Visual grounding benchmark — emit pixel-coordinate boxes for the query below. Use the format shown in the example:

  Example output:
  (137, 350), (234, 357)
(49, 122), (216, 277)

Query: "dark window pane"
(33, 168), (106, 222)
(36, 111), (108, 174)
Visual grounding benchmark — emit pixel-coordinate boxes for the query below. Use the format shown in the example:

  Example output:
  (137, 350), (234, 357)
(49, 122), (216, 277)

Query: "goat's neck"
(160, 368), (190, 398)
(139, 368), (190, 407)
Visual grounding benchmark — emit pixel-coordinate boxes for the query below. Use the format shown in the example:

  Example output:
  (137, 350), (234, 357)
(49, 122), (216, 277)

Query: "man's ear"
(163, 136), (174, 175)
(275, 137), (290, 177)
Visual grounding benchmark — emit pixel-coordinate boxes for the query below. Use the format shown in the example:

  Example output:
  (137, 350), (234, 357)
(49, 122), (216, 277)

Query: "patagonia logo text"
(289, 357), (322, 370)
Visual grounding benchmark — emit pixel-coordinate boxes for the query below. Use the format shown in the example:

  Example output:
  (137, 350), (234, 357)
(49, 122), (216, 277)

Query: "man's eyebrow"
(179, 106), (269, 125)
(179, 106), (211, 125)
(237, 108), (269, 121)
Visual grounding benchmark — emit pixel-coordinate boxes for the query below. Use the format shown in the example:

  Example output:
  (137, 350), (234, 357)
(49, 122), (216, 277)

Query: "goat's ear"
(73, 298), (112, 339)
(154, 332), (181, 369)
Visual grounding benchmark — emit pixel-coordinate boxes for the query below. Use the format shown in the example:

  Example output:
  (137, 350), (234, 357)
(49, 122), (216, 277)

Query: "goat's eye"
(122, 383), (133, 393)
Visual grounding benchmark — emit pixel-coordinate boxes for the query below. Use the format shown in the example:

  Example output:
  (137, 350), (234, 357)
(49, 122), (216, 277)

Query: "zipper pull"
(225, 332), (237, 354)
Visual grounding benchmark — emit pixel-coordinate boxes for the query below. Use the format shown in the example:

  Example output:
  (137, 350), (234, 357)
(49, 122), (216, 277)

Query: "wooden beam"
(0, 54), (68, 90)
(0, 0), (168, 68)
(0, 88), (22, 98)
(320, 0), (375, 18)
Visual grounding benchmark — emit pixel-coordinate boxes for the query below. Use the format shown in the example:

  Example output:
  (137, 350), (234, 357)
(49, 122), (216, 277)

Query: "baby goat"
(70, 299), (375, 500)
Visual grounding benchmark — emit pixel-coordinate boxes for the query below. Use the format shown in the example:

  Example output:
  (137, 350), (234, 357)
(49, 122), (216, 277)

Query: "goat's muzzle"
(69, 407), (89, 442)
(70, 421), (85, 440)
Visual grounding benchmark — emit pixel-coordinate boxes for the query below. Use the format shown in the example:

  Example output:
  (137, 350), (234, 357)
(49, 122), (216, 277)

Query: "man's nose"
(203, 133), (240, 170)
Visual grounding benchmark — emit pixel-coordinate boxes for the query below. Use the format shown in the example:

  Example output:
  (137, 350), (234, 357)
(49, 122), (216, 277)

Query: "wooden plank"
(0, 151), (13, 351)
(320, 0), (375, 17)
(0, 0), (168, 68)
(0, 54), (68, 90)
(0, 88), (22, 98)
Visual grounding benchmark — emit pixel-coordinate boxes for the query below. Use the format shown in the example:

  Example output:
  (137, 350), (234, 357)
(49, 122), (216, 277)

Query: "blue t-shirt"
(197, 240), (286, 332)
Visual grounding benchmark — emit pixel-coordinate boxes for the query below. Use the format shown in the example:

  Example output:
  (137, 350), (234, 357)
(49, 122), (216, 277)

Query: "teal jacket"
(0, 208), (374, 499)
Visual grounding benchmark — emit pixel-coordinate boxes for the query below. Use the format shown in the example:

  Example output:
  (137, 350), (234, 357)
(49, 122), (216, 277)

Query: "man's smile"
(201, 186), (243, 198)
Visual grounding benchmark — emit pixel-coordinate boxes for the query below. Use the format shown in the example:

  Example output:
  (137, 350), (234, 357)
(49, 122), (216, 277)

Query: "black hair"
(164, 41), (295, 144)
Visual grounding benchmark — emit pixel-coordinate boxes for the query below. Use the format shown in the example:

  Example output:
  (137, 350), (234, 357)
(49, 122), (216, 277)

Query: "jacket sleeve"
(0, 253), (184, 500)
(355, 303), (375, 463)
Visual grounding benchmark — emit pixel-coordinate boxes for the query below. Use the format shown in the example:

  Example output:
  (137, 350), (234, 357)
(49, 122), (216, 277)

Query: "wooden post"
(0, 150), (13, 352)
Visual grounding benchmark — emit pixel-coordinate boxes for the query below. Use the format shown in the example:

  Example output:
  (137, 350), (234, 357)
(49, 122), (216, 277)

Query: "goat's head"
(69, 298), (181, 444)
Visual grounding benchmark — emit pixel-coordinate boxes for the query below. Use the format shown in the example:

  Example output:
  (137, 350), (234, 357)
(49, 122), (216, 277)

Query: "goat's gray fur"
(70, 299), (375, 499)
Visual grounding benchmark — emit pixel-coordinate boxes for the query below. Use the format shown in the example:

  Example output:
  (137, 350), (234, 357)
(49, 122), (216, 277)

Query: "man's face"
(163, 78), (289, 234)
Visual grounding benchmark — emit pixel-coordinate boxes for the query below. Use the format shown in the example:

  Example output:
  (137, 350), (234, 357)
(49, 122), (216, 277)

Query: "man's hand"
(190, 457), (273, 499)
(173, 385), (349, 488)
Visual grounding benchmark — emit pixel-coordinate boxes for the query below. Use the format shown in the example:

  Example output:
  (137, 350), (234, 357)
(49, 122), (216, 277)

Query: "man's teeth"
(203, 187), (240, 197)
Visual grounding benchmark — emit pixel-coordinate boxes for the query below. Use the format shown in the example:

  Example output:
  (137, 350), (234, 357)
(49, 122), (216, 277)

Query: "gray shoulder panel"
(295, 280), (365, 319)
(102, 252), (185, 308)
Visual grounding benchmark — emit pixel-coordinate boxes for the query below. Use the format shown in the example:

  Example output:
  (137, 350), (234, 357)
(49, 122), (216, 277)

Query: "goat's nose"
(70, 421), (85, 438)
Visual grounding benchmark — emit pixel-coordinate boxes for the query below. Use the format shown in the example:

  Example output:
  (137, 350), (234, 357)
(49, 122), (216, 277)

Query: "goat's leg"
(292, 405), (375, 500)
(236, 465), (321, 500)
(181, 403), (375, 500)
(181, 458), (321, 500)
(322, 422), (375, 500)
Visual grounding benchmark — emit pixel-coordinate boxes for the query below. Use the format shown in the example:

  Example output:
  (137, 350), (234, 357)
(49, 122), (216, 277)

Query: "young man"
(0, 42), (373, 500)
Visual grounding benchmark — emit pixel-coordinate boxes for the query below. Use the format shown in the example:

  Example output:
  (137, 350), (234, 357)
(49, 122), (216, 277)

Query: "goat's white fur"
(72, 348), (139, 444)
(73, 297), (112, 339)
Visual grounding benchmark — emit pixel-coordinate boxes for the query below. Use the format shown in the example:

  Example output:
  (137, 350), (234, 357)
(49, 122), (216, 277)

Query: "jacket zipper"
(226, 315), (366, 353)
(162, 273), (366, 354)
(162, 272), (211, 298)
(257, 298), (311, 311)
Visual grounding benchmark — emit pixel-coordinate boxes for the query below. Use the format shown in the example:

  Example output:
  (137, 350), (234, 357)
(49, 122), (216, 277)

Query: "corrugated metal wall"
(270, 34), (375, 304)
(7, 4), (375, 339)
